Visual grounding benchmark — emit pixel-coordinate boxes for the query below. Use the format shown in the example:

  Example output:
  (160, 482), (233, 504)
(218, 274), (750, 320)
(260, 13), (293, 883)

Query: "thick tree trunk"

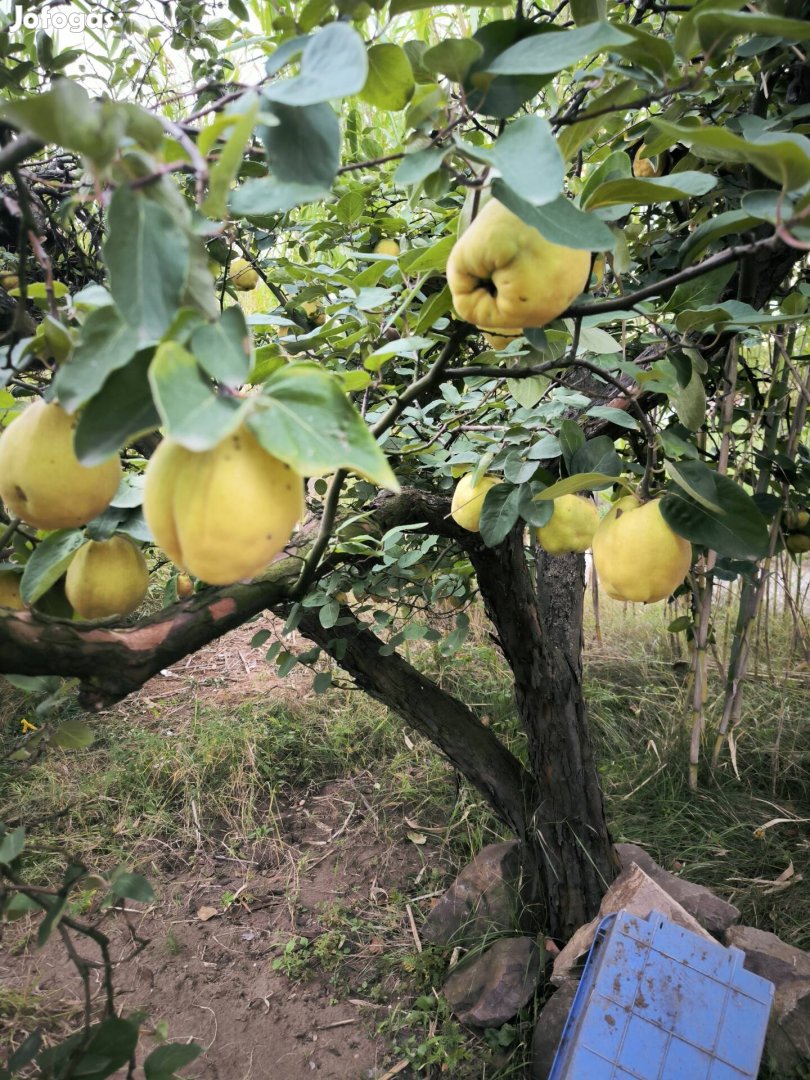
(470, 531), (615, 940)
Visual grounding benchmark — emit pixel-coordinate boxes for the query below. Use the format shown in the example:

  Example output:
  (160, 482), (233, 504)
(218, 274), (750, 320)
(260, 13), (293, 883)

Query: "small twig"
(405, 902), (422, 953)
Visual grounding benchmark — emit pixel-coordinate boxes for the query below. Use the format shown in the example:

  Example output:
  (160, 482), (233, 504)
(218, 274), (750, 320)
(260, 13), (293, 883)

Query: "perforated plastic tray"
(548, 909), (774, 1080)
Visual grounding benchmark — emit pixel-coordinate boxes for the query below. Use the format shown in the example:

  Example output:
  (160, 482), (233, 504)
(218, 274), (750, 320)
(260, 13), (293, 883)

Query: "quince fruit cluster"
(0, 399), (149, 618)
(784, 507), (810, 555)
(450, 472), (692, 604)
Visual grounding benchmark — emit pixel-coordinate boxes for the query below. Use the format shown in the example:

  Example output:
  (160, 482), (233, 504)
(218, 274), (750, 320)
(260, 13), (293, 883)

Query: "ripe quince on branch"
(536, 494), (599, 555)
(592, 495), (692, 603)
(447, 198), (591, 331)
(0, 399), (121, 530)
(65, 536), (149, 620)
(143, 426), (305, 586)
(450, 472), (500, 533)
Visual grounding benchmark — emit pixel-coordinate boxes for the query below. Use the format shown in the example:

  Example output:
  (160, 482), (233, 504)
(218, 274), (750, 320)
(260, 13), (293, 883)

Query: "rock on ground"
(530, 980), (579, 1079)
(615, 842), (739, 937)
(443, 936), (542, 1028)
(725, 924), (810, 1073)
(552, 862), (714, 985)
(422, 841), (540, 947)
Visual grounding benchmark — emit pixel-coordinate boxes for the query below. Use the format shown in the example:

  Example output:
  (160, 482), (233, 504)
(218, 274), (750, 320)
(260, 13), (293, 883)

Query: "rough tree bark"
(468, 530), (615, 940)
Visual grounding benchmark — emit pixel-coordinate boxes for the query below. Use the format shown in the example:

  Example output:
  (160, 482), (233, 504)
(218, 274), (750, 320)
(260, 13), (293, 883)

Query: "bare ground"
(0, 622), (440, 1079)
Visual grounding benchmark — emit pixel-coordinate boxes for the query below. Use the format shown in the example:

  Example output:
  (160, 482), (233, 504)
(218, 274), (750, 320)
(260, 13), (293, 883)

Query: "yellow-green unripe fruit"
(535, 494), (599, 555)
(143, 427), (305, 585)
(481, 327), (522, 350)
(592, 496), (692, 603)
(228, 258), (259, 291)
(65, 536), (149, 619)
(0, 570), (23, 610)
(374, 239), (400, 257)
(450, 473), (500, 533)
(0, 400), (121, 530)
(786, 533), (810, 555)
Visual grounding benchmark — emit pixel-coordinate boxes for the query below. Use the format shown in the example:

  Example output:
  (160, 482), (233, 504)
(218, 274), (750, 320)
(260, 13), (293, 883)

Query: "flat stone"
(724, 924), (810, 1072)
(724, 925), (810, 979)
(616, 842), (740, 937)
(552, 863), (713, 985)
(444, 936), (542, 1029)
(530, 980), (578, 1079)
(422, 841), (540, 947)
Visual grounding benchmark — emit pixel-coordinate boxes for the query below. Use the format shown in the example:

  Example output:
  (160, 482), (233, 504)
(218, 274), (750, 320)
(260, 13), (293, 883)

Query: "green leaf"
(465, 20), (556, 119)
(570, 435), (621, 477)
(570, 0), (606, 25)
(398, 234), (456, 273)
(51, 719), (95, 749)
(261, 100), (341, 187)
(583, 171), (717, 211)
(661, 475), (769, 559)
(149, 343), (244, 451)
(394, 146), (447, 185)
(652, 118), (810, 192)
(678, 210), (760, 267)
(668, 262), (736, 311)
(664, 459), (721, 513)
(249, 363), (399, 490)
(361, 43), (415, 110)
(75, 350), (161, 465)
(54, 306), (140, 412)
(110, 871), (155, 902)
(559, 419), (586, 470)
(144, 1042), (203, 1080)
(479, 483), (521, 547)
(264, 23), (368, 106)
(585, 405), (639, 430)
(231, 178), (330, 217)
(492, 180), (615, 252)
(313, 671), (333, 694)
(0, 79), (119, 166)
(694, 10), (810, 56)
(423, 38), (483, 83)
(612, 24), (674, 75)
(670, 369), (706, 432)
(202, 94), (260, 220)
(558, 80), (636, 163)
(461, 115), (563, 208)
(519, 487), (554, 527)
(104, 187), (190, 341)
(0, 826), (25, 866)
(507, 376), (546, 408)
(190, 307), (252, 388)
(485, 21), (631, 76)
(20, 529), (85, 605)
(535, 473), (620, 499)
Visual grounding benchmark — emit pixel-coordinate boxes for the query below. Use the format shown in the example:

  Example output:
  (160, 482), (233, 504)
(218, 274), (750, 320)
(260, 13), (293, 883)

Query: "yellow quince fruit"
(0, 399), (121, 530)
(175, 572), (195, 598)
(374, 239), (400, 257)
(592, 495), (692, 603)
(228, 258), (259, 291)
(143, 426), (305, 585)
(450, 472), (500, 533)
(65, 536), (149, 620)
(447, 198), (591, 331)
(0, 570), (24, 610)
(536, 494), (599, 555)
(481, 327), (522, 350)
(784, 509), (810, 531)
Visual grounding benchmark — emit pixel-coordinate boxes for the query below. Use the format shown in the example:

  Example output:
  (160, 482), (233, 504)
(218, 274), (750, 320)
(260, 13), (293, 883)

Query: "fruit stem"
(0, 516), (21, 550)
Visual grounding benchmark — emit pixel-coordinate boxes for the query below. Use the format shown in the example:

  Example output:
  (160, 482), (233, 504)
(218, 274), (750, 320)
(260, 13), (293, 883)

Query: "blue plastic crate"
(548, 909), (774, 1080)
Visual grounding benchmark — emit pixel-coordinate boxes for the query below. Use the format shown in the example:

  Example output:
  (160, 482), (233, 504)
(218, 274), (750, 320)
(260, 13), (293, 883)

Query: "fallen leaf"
(197, 905), (219, 921)
(406, 831), (427, 845)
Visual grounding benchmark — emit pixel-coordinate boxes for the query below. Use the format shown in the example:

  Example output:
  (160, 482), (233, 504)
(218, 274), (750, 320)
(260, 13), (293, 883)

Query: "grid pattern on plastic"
(549, 910), (774, 1080)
